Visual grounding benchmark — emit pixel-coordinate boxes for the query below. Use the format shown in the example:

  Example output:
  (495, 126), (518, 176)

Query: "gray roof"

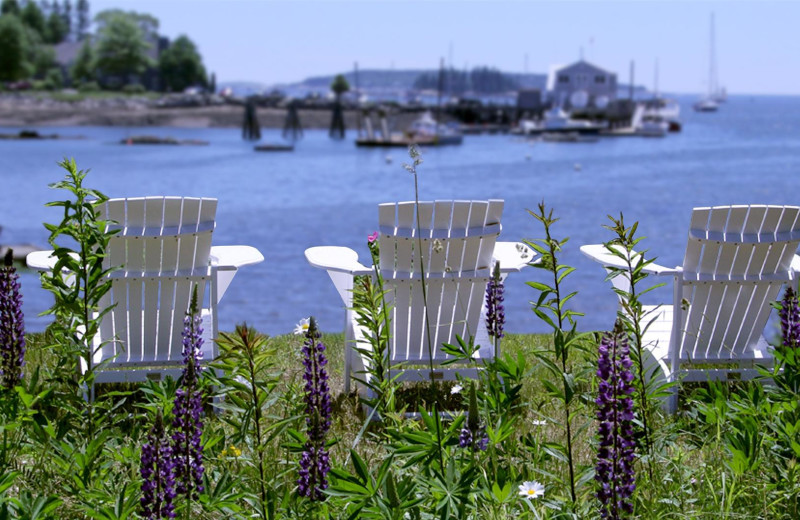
(555, 60), (614, 77)
(54, 41), (83, 67)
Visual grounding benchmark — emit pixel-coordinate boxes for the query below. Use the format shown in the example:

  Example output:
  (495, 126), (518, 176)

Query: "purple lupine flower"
(779, 286), (800, 350)
(485, 262), (505, 339)
(180, 287), (204, 370)
(595, 321), (636, 519)
(459, 382), (489, 452)
(297, 317), (331, 501)
(141, 410), (176, 519)
(0, 250), (25, 390)
(171, 288), (204, 500)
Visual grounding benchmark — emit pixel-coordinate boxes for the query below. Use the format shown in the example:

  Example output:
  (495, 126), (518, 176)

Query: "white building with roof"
(547, 60), (617, 108)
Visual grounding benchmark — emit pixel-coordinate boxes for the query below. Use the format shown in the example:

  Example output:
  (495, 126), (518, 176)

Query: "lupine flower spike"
(172, 286), (205, 500)
(0, 249), (25, 390)
(297, 316), (332, 501)
(779, 286), (800, 350)
(595, 320), (636, 519)
(459, 382), (489, 452)
(485, 261), (505, 340)
(140, 410), (176, 519)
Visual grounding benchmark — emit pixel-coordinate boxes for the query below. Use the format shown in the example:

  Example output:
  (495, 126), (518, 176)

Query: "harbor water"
(2, 95), (799, 336)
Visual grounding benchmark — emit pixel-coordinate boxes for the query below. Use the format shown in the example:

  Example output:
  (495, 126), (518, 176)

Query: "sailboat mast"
(437, 57), (444, 133)
(654, 58), (659, 99)
(709, 13), (715, 98)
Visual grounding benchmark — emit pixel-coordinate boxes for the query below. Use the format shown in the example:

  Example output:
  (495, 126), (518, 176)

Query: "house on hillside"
(547, 60), (617, 109)
(54, 35), (169, 90)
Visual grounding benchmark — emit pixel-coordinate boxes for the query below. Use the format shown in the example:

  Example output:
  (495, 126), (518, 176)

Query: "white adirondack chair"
(581, 205), (800, 412)
(27, 196), (264, 387)
(305, 200), (532, 394)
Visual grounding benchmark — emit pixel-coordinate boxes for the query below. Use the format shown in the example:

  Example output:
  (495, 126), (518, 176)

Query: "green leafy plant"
(524, 202), (591, 507)
(602, 214), (669, 470)
(40, 158), (116, 440)
(212, 324), (293, 519)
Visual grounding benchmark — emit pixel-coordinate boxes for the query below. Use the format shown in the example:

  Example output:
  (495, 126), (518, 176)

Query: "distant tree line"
(0, 0), (210, 92)
(413, 66), (519, 95)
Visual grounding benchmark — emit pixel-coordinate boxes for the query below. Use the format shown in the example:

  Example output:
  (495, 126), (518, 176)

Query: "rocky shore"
(0, 93), (419, 129)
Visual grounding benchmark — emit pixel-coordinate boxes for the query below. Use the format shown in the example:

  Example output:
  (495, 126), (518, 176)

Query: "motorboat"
(517, 106), (606, 135)
(637, 115), (668, 137)
(406, 111), (463, 145)
(632, 103), (668, 137)
(643, 98), (682, 131)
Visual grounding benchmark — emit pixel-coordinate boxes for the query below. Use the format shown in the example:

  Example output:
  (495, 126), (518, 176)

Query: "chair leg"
(666, 386), (679, 414)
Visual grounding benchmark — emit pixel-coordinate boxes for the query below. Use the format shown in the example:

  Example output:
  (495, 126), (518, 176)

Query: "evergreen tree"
(0, 14), (32, 81)
(61, 0), (71, 40)
(21, 0), (47, 39)
(158, 35), (206, 92)
(0, 0), (20, 16)
(70, 38), (94, 83)
(45, 9), (67, 43)
(75, 0), (88, 41)
(208, 71), (215, 94)
(25, 24), (55, 77)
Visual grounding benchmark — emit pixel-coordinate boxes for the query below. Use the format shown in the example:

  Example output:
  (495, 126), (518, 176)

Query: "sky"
(91, 0), (800, 95)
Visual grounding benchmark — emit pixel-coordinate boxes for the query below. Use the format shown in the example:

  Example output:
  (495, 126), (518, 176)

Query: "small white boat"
(517, 106), (606, 135)
(643, 98), (682, 131)
(632, 104), (667, 137)
(638, 116), (668, 137)
(406, 111), (463, 145)
(693, 98), (719, 112)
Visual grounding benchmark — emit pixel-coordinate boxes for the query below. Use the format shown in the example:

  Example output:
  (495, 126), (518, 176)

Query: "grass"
(14, 328), (800, 519)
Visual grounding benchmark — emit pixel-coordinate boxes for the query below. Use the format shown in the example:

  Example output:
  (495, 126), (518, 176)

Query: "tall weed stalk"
(525, 202), (589, 506)
(40, 158), (116, 440)
(602, 214), (667, 474)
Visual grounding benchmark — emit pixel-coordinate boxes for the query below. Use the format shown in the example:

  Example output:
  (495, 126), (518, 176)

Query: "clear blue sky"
(92, 0), (800, 95)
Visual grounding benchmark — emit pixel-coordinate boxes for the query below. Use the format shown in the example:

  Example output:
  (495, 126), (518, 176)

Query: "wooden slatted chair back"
(377, 200), (502, 364)
(678, 205), (800, 361)
(96, 197), (217, 366)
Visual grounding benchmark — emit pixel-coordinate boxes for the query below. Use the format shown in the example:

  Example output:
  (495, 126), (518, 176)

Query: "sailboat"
(642, 59), (681, 132)
(694, 13), (720, 112)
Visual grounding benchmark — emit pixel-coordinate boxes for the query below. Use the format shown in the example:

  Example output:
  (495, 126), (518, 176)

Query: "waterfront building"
(547, 60), (618, 108)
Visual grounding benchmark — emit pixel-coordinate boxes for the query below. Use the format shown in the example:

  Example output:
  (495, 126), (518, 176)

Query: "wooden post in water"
(283, 100), (303, 142)
(354, 61), (361, 137)
(242, 98), (261, 141)
(329, 74), (349, 140)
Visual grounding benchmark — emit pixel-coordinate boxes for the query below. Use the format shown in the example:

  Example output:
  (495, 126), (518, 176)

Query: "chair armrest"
(493, 241), (536, 273)
(210, 245), (264, 268)
(305, 246), (372, 276)
(580, 244), (680, 276)
(27, 250), (57, 271)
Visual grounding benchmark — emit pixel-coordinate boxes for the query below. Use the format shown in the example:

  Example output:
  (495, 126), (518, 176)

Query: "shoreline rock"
(0, 93), (419, 129)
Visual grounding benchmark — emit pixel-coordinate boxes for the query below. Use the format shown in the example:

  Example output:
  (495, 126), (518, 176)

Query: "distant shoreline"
(0, 94), (423, 129)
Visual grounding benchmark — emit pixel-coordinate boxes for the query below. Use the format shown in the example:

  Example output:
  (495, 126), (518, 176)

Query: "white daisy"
(293, 317), (310, 335)
(450, 384), (463, 395)
(518, 481), (545, 500)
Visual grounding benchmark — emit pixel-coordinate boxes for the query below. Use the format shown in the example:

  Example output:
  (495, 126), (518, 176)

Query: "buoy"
(525, 154), (532, 161)
(385, 155), (393, 164)
(574, 163), (582, 171)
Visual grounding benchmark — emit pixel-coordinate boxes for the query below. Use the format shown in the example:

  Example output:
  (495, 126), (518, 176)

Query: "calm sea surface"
(2, 95), (799, 336)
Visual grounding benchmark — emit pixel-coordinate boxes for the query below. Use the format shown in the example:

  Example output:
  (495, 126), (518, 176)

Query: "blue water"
(2, 95), (799, 336)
